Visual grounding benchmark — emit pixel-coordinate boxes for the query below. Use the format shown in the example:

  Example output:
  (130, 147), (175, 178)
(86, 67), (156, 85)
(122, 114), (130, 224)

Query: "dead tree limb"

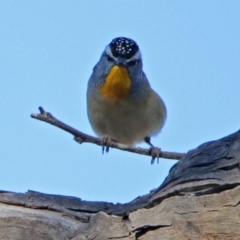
(30, 107), (185, 161)
(0, 129), (240, 239)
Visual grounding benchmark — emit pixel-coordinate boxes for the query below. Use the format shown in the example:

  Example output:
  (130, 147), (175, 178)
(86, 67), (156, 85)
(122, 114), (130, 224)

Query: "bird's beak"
(116, 58), (127, 67)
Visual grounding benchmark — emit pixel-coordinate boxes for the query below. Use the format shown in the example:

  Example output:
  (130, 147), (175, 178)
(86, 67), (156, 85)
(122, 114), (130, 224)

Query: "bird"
(87, 37), (166, 150)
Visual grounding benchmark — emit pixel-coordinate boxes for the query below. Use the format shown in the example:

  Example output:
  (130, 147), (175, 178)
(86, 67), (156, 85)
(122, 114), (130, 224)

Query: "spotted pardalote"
(87, 37), (167, 146)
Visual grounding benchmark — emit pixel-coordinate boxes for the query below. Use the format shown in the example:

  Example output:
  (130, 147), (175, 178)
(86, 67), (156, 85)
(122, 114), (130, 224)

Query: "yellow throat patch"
(100, 66), (131, 100)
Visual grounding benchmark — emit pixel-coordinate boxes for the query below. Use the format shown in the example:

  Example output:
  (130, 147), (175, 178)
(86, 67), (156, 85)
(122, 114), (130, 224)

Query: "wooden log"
(0, 130), (240, 239)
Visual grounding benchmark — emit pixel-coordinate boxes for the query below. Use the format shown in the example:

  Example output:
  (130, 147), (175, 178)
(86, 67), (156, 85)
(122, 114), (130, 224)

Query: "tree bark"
(1, 130), (240, 240)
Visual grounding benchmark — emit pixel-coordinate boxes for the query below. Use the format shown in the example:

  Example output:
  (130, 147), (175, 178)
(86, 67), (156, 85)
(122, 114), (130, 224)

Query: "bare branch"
(31, 107), (186, 162)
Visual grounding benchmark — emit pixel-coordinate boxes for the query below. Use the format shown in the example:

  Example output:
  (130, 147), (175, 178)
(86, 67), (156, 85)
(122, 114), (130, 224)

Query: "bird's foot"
(149, 147), (162, 164)
(144, 136), (154, 147)
(101, 136), (115, 154)
(144, 136), (162, 164)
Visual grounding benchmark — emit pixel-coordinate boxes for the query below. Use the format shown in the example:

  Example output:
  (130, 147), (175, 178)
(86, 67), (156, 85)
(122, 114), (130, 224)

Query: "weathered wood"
(0, 130), (240, 239)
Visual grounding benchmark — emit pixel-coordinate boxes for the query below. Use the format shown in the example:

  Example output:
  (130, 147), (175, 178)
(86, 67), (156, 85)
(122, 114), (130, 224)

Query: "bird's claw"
(101, 136), (114, 154)
(149, 147), (161, 164)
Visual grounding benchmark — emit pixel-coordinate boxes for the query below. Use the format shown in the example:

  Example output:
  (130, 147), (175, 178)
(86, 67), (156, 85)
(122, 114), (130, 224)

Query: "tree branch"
(30, 107), (185, 162)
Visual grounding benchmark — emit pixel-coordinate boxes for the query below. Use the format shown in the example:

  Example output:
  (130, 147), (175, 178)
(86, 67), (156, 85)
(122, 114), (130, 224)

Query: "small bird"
(87, 37), (166, 148)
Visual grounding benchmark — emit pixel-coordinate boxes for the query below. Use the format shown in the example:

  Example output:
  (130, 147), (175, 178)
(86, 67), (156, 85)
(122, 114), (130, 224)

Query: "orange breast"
(100, 66), (131, 101)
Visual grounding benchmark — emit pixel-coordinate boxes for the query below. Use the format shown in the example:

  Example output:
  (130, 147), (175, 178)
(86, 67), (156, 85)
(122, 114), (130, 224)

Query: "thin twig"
(31, 107), (186, 162)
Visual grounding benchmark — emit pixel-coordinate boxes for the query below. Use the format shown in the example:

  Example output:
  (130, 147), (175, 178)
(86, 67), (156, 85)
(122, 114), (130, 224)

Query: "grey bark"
(1, 130), (240, 240)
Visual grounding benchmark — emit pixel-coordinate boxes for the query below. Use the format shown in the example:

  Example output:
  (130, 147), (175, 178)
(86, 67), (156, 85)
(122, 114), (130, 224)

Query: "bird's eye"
(107, 55), (115, 62)
(127, 60), (138, 66)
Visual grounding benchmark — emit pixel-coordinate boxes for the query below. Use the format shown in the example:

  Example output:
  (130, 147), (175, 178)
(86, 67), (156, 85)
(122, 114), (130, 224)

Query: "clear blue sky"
(1, 1), (240, 203)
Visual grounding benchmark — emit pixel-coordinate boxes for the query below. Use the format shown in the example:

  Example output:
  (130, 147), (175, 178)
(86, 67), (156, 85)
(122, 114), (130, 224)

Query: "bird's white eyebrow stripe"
(126, 50), (141, 62)
(105, 45), (141, 62)
(105, 45), (118, 60)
